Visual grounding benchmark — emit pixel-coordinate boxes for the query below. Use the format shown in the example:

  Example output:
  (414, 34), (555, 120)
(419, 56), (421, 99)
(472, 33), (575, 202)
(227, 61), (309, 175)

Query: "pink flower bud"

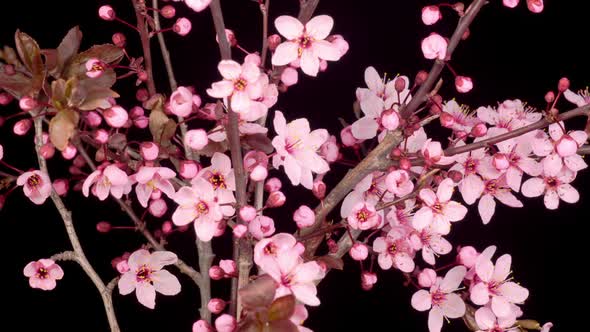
(249, 165), (268, 182)
(491, 153), (510, 171)
(84, 111), (102, 127)
(92, 129), (108, 144)
(281, 67), (299, 87)
(98, 5), (116, 21)
(293, 205), (315, 229)
(161, 5), (176, 18)
(558, 77), (570, 93)
(319, 59), (328, 72)
(180, 160), (201, 179)
(0, 92), (13, 105)
(140, 142), (159, 161)
(415, 70), (429, 85)
(53, 179), (69, 196)
(248, 215), (276, 240)
(448, 170), (463, 183)
(503, 0), (520, 8)
(136, 88), (149, 102)
(61, 144), (77, 160)
(319, 136), (339, 163)
(215, 314), (236, 332)
(170, 86), (194, 117)
(455, 76), (473, 93)
(85, 58), (106, 78)
(267, 34), (281, 51)
(112, 32), (126, 47)
(96, 221), (112, 233)
(264, 177), (281, 192)
(361, 272), (377, 291)
(162, 221), (174, 234)
(232, 224), (247, 238)
(3, 64), (15, 76)
(457, 246), (478, 268)
(185, 0), (212, 12)
(381, 109), (400, 130)
(545, 91), (555, 103)
(327, 239), (338, 254)
(184, 129), (208, 150)
(471, 123), (488, 138)
(422, 6), (442, 25)
(19, 96), (37, 111)
(13, 119), (32, 135)
(219, 259), (236, 275)
(312, 180), (326, 200)
(193, 320), (213, 332)
(265, 191), (285, 208)
(216, 29), (237, 47)
(421, 33), (448, 60)
(526, 0), (544, 13)
(239, 205), (257, 222)
(207, 298), (227, 315)
(173, 18), (192, 36)
(104, 106), (128, 128)
(349, 243), (368, 261)
(149, 198), (168, 217)
(556, 134), (578, 157)
(399, 158), (411, 170)
(129, 106), (144, 119)
(421, 139), (443, 163)
(40, 143), (55, 159)
(209, 266), (224, 280)
(418, 268), (437, 287)
(340, 125), (360, 147)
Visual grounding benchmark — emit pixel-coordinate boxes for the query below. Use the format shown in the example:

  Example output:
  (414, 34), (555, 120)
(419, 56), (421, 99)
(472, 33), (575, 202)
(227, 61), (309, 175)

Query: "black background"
(1, 0), (589, 331)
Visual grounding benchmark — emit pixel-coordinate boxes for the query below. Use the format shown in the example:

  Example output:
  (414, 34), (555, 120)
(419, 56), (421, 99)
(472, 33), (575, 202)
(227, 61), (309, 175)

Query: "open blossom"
(118, 249), (181, 309)
(564, 87), (590, 107)
(477, 178), (523, 224)
(172, 179), (223, 241)
(413, 178), (467, 235)
(421, 33), (448, 60)
(254, 233), (300, 271)
(521, 168), (579, 210)
(82, 164), (131, 201)
(475, 307), (517, 332)
(271, 15), (342, 77)
(130, 167), (176, 208)
(17, 170), (52, 205)
(373, 228), (415, 272)
(470, 254), (529, 318)
(23, 259), (64, 290)
(197, 152), (236, 216)
(169, 86), (194, 117)
(411, 266), (467, 332)
(493, 137), (542, 192)
(206, 59), (264, 115)
(409, 227), (452, 266)
(347, 201), (382, 230)
(272, 111), (329, 189)
(532, 122), (588, 174)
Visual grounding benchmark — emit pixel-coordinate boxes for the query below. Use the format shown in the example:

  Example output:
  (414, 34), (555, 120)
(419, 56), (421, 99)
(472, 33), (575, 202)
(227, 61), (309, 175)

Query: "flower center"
(297, 34), (313, 56)
(464, 158), (478, 174)
(136, 265), (152, 282)
(196, 201), (209, 216)
(208, 172), (226, 189)
(388, 243), (397, 255)
(356, 208), (371, 222)
(431, 289), (446, 306)
(432, 202), (443, 214)
(545, 177), (558, 189)
(27, 174), (41, 188)
(485, 180), (498, 194)
(37, 267), (49, 279)
(264, 243), (276, 255)
(92, 63), (105, 72)
(234, 78), (247, 91)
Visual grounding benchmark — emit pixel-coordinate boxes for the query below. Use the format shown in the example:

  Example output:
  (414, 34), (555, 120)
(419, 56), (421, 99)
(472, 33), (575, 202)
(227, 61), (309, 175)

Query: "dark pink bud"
(3, 64), (15, 76)
(96, 221), (112, 233)
(40, 143), (55, 159)
(457, 246), (478, 268)
(162, 221), (174, 234)
(470, 123), (488, 138)
(399, 158), (411, 170)
(173, 18), (192, 36)
(239, 205), (257, 222)
(418, 268), (437, 287)
(112, 32), (126, 48)
(264, 177), (281, 192)
(161, 5), (176, 18)
(455, 76), (473, 93)
(104, 106), (128, 128)
(312, 180), (326, 200)
(327, 239), (338, 254)
(558, 77), (570, 92)
(136, 88), (149, 102)
(415, 70), (428, 85)
(13, 119), (32, 136)
(140, 142), (159, 161)
(98, 5), (116, 21)
(265, 191), (286, 208)
(293, 205), (315, 229)
(267, 34), (281, 51)
(209, 266), (224, 280)
(545, 91), (555, 103)
(61, 144), (77, 160)
(215, 314), (236, 332)
(207, 298), (227, 314)
(349, 243), (368, 261)
(53, 179), (69, 196)
(394, 77), (407, 92)
(193, 320), (213, 332)
(19, 96), (37, 111)
(361, 272), (377, 291)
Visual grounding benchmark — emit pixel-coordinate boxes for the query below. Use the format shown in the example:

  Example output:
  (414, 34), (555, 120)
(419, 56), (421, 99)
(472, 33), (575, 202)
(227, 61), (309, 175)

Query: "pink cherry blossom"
(532, 122), (588, 175)
(172, 179), (223, 242)
(521, 168), (579, 210)
(248, 215), (276, 240)
(493, 137), (542, 192)
(185, 0), (211, 12)
(409, 227), (452, 266)
(385, 169), (414, 197)
(411, 266), (467, 332)
(477, 178), (523, 224)
(470, 254), (529, 318)
(422, 6), (442, 25)
(16, 170), (52, 205)
(130, 167), (176, 208)
(341, 172), (393, 219)
(85, 58), (106, 78)
(118, 249), (180, 309)
(170, 86), (194, 117)
(272, 111), (329, 189)
(82, 164), (131, 201)
(206, 59), (263, 115)
(271, 15), (342, 77)
(293, 205), (315, 229)
(254, 233), (299, 271)
(413, 178), (467, 235)
(421, 33), (448, 60)
(475, 307), (517, 332)
(373, 228), (415, 272)
(197, 152), (236, 216)
(450, 147), (499, 205)
(347, 201), (382, 230)
(23, 259), (64, 290)
(564, 88), (590, 107)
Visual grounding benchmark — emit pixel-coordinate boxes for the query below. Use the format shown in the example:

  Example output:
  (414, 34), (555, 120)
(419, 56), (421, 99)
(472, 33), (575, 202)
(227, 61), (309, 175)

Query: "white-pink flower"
(373, 228), (415, 272)
(271, 15), (342, 77)
(347, 201), (382, 230)
(169, 86), (194, 117)
(413, 178), (467, 235)
(16, 170), (52, 205)
(411, 266), (467, 332)
(521, 168), (579, 210)
(421, 33), (448, 60)
(470, 254), (529, 318)
(82, 164), (131, 201)
(477, 178), (523, 224)
(206, 59), (263, 115)
(172, 179), (223, 242)
(475, 307), (517, 332)
(185, 0), (211, 12)
(118, 249), (181, 309)
(272, 111), (329, 189)
(23, 259), (64, 290)
(131, 167), (176, 208)
(197, 152), (236, 216)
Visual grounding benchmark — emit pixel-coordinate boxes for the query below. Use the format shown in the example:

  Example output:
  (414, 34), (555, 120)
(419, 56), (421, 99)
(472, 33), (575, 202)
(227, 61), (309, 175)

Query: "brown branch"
(298, 0), (320, 23)
(132, 0), (156, 95)
(152, 0), (178, 92)
(210, 0), (252, 319)
(33, 116), (120, 332)
(260, 0), (270, 67)
(578, 144), (590, 155)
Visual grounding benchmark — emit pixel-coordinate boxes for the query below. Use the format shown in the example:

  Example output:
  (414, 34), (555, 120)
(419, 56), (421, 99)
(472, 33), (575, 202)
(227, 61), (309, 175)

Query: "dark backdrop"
(1, 1), (588, 331)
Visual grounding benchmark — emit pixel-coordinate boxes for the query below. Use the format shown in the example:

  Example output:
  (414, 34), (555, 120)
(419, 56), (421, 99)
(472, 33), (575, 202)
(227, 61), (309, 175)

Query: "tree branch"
(131, 0), (156, 95)
(298, 0), (320, 23)
(33, 116), (120, 332)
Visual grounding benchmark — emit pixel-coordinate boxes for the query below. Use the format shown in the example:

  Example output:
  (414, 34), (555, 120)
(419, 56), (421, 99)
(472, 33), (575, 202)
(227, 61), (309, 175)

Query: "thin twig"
(260, 0), (270, 67)
(131, 0), (156, 95)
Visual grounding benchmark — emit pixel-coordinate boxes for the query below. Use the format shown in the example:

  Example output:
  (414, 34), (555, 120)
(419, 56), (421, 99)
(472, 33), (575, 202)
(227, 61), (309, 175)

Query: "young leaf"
(56, 26), (82, 72)
(15, 30), (45, 94)
(0, 70), (32, 98)
(267, 295), (296, 322)
(238, 274), (277, 310)
(49, 109), (79, 151)
(316, 255), (344, 270)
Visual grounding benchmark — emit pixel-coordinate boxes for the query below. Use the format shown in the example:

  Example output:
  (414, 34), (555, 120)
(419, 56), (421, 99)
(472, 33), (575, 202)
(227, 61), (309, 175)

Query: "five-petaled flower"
(23, 259), (64, 291)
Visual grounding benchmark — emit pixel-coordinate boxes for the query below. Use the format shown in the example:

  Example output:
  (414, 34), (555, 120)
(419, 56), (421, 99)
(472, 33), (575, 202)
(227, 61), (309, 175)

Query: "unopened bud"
(545, 91), (555, 103)
(98, 5), (116, 21)
(96, 221), (112, 233)
(266, 191), (286, 208)
(349, 243), (368, 261)
(470, 123), (487, 137)
(161, 5), (176, 18)
(558, 77), (570, 93)
(209, 266), (224, 280)
(112, 33), (126, 48)
(394, 77), (406, 92)
(264, 177), (281, 192)
(312, 180), (326, 200)
(267, 34), (281, 51)
(415, 70), (428, 85)
(399, 158), (411, 170)
(207, 298), (227, 315)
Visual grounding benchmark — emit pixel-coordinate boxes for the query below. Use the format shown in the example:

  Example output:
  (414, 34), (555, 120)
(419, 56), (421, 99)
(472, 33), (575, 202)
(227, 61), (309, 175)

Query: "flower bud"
(93, 129), (109, 145)
(421, 5), (442, 25)
(85, 111), (102, 127)
(162, 221), (174, 234)
(418, 268), (437, 287)
(193, 320), (213, 332)
(233, 224), (247, 238)
(140, 142), (159, 161)
(112, 32), (126, 48)
(327, 239), (338, 254)
(361, 272), (377, 291)
(248, 215), (275, 240)
(185, 129), (208, 150)
(13, 119), (32, 135)
(415, 70), (428, 85)
(394, 77), (407, 92)
(53, 179), (69, 196)
(96, 221), (112, 233)
(265, 191), (286, 208)
(527, 0), (544, 13)
(208, 298), (227, 314)
(471, 123), (488, 138)
(381, 109), (400, 130)
(399, 158), (411, 170)
(215, 314), (236, 332)
(161, 5), (176, 18)
(340, 125), (360, 147)
(264, 177), (281, 192)
(349, 243), (368, 261)
(239, 205), (257, 222)
(104, 106), (128, 128)
(293, 205), (315, 229)
(421, 33), (448, 60)
(0, 92), (13, 105)
(544, 91), (555, 103)
(455, 76), (473, 93)
(170, 86), (194, 117)
(40, 143), (55, 159)
(457, 246), (478, 268)
(558, 77), (570, 92)
(250, 165), (268, 182)
(19, 96), (37, 111)
(281, 67), (298, 87)
(180, 160), (201, 179)
(209, 266), (224, 280)
(267, 34), (281, 51)
(492, 153), (510, 170)
(61, 144), (77, 160)
(136, 88), (149, 102)
(98, 5), (116, 21)
(219, 259), (236, 276)
(149, 198), (168, 217)
(312, 180), (326, 200)
(173, 17), (192, 36)
(556, 134), (578, 157)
